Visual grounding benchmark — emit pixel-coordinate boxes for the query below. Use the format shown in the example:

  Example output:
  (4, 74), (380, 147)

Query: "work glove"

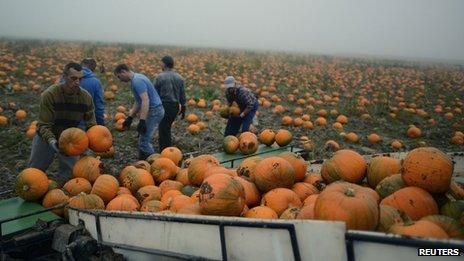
(179, 105), (186, 120)
(49, 139), (60, 153)
(123, 116), (133, 130)
(137, 119), (147, 135)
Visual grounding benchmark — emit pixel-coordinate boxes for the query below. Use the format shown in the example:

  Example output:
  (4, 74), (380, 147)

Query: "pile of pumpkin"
(223, 129), (293, 155)
(14, 132), (464, 240)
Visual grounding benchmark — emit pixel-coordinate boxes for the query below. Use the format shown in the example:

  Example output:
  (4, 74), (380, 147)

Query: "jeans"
(139, 105), (165, 156)
(28, 134), (79, 184)
(224, 103), (259, 136)
(159, 102), (180, 152)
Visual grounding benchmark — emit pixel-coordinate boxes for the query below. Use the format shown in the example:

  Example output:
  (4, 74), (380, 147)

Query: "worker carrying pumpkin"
(223, 76), (259, 136)
(29, 62), (96, 184)
(114, 64), (165, 160)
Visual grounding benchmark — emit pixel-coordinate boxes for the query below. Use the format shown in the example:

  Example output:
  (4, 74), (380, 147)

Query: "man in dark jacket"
(224, 76), (259, 136)
(80, 58), (105, 126)
(152, 55), (186, 151)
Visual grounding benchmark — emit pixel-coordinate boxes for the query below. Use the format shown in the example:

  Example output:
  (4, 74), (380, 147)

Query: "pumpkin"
(91, 174), (119, 204)
(280, 207), (300, 219)
(223, 136), (239, 154)
(259, 129), (275, 146)
(146, 153), (162, 165)
(261, 188), (302, 216)
(160, 147), (183, 166)
(168, 195), (196, 212)
(15, 168), (49, 201)
(303, 194), (319, 207)
(140, 200), (166, 212)
(120, 168), (155, 194)
(367, 133), (381, 144)
(367, 156), (402, 189)
(63, 178), (92, 197)
(175, 168), (190, 186)
(421, 215), (464, 239)
(252, 157), (295, 193)
(402, 147), (453, 194)
(389, 220), (449, 239)
(275, 129), (292, 147)
(278, 152), (308, 182)
(440, 200), (464, 220)
(136, 185), (162, 203)
(303, 174), (326, 191)
(150, 157), (179, 184)
(378, 205), (410, 232)
(291, 182), (319, 201)
(68, 193), (105, 210)
(94, 146), (115, 158)
(159, 180), (184, 195)
(199, 174), (245, 216)
(188, 155), (220, 186)
(132, 160), (151, 171)
(380, 186), (438, 220)
(117, 187), (132, 196)
(449, 181), (464, 200)
(375, 174), (406, 199)
(321, 150), (366, 184)
(58, 127), (89, 156)
(236, 156), (262, 181)
(314, 182), (379, 230)
(42, 189), (69, 216)
(234, 176), (261, 207)
(245, 206), (278, 219)
(238, 132), (259, 155)
(406, 126), (422, 138)
(296, 205), (315, 219)
(203, 166), (236, 180)
(86, 125), (113, 152)
(177, 203), (202, 215)
(72, 156), (102, 184)
(106, 195), (140, 211)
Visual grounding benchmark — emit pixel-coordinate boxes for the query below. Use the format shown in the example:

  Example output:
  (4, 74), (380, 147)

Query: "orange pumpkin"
(234, 176), (261, 207)
(402, 147), (453, 194)
(252, 157), (295, 192)
(106, 195), (140, 211)
(58, 127), (89, 156)
(159, 180), (184, 195)
(140, 200), (166, 212)
(278, 152), (308, 182)
(314, 182), (379, 230)
(223, 135), (239, 154)
(378, 205), (410, 232)
(68, 193), (105, 210)
(177, 203), (202, 215)
(259, 129), (275, 146)
(175, 168), (190, 186)
(380, 186), (438, 220)
(236, 156), (262, 181)
(280, 207), (300, 219)
(389, 220), (449, 239)
(72, 156), (102, 184)
(42, 189), (69, 216)
(296, 205), (315, 219)
(132, 160), (151, 171)
(261, 188), (302, 216)
(160, 147), (183, 166)
(275, 129), (292, 147)
(15, 168), (49, 201)
(367, 156), (402, 189)
(238, 132), (259, 155)
(199, 174), (245, 216)
(120, 168), (155, 194)
(321, 150), (366, 184)
(150, 157), (179, 184)
(86, 125), (113, 152)
(161, 190), (183, 206)
(245, 206), (278, 219)
(291, 182), (319, 201)
(167, 195), (196, 212)
(91, 174), (119, 204)
(421, 215), (464, 239)
(188, 155), (220, 186)
(63, 178), (92, 196)
(136, 185), (162, 203)
(375, 174), (406, 199)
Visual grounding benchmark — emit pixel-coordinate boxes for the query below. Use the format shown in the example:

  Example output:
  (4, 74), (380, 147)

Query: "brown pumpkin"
(15, 168), (49, 201)
(42, 189), (69, 216)
(245, 206), (278, 219)
(223, 135), (240, 154)
(199, 174), (245, 216)
(63, 178), (92, 197)
(321, 149), (366, 184)
(150, 157), (179, 184)
(140, 200), (166, 212)
(314, 182), (379, 230)
(389, 220), (449, 239)
(378, 205), (410, 232)
(261, 188), (302, 216)
(275, 129), (292, 147)
(367, 156), (402, 189)
(252, 157), (295, 193)
(120, 168), (155, 194)
(259, 129), (275, 146)
(380, 186), (438, 220)
(68, 193), (105, 210)
(58, 127), (89, 156)
(278, 152), (308, 182)
(72, 156), (102, 184)
(421, 215), (464, 239)
(402, 147), (453, 194)
(375, 174), (406, 199)
(136, 185), (162, 203)
(160, 147), (183, 166)
(280, 207), (300, 219)
(86, 125), (113, 152)
(188, 155), (220, 186)
(91, 174), (119, 204)
(238, 132), (259, 155)
(132, 160), (151, 171)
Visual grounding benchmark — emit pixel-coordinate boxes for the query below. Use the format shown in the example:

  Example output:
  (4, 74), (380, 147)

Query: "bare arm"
(128, 102), (140, 118)
(139, 92), (149, 120)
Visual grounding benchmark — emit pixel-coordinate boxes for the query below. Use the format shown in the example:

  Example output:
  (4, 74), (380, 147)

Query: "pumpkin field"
(1, 39), (464, 240)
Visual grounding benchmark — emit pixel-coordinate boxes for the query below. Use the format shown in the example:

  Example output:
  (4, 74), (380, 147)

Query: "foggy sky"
(0, 0), (463, 62)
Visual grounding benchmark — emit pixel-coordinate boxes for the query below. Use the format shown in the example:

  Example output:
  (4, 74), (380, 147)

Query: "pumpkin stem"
(345, 188), (355, 197)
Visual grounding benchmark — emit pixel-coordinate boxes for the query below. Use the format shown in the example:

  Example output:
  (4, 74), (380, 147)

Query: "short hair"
(81, 58), (97, 70)
(161, 56), (174, 69)
(114, 64), (130, 74)
(63, 62), (82, 75)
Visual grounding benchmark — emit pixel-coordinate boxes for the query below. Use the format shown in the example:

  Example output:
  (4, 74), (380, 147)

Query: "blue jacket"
(80, 67), (105, 125)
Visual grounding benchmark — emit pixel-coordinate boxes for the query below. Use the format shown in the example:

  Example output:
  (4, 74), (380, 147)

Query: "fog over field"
(0, 0), (463, 62)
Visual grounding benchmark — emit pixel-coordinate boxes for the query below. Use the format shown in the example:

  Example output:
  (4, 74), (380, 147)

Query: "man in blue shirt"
(114, 64), (165, 160)
(80, 58), (105, 126)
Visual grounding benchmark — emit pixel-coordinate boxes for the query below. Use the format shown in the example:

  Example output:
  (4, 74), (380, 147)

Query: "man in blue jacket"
(80, 58), (105, 126)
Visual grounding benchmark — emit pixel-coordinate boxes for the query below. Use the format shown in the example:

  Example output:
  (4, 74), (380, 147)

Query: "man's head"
(81, 58), (97, 72)
(114, 64), (132, 82)
(62, 62), (83, 90)
(224, 76), (236, 88)
(161, 55), (174, 70)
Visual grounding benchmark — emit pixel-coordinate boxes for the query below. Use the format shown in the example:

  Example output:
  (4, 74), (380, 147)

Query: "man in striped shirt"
(224, 76), (259, 136)
(29, 62), (96, 183)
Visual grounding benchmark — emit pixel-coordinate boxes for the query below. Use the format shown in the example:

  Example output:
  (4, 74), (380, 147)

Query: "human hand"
(179, 105), (186, 120)
(49, 139), (60, 153)
(123, 116), (133, 129)
(137, 119), (147, 134)
(239, 112), (245, 118)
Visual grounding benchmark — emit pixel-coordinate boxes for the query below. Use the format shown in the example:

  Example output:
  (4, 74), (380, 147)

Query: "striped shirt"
(37, 84), (96, 143)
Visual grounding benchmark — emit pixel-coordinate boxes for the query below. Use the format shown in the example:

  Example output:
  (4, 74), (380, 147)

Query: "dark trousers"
(159, 102), (179, 152)
(224, 104), (258, 136)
